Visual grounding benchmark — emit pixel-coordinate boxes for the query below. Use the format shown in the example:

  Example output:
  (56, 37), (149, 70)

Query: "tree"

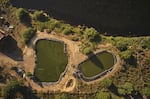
(83, 27), (99, 41)
(120, 50), (132, 60)
(2, 81), (23, 99)
(55, 94), (68, 99)
(33, 11), (48, 22)
(141, 87), (150, 96)
(96, 91), (111, 99)
(22, 28), (36, 44)
(115, 41), (128, 51)
(16, 8), (31, 26)
(2, 80), (38, 99)
(62, 27), (73, 35)
(81, 47), (92, 55)
(140, 38), (150, 50)
(118, 88), (126, 96)
(118, 82), (134, 96)
(101, 78), (112, 88)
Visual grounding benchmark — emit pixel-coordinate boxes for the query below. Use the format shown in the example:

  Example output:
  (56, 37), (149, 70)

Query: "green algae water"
(80, 51), (115, 77)
(34, 40), (68, 82)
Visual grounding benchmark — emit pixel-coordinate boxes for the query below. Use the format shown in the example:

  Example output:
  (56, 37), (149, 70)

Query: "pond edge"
(76, 50), (117, 82)
(32, 38), (69, 86)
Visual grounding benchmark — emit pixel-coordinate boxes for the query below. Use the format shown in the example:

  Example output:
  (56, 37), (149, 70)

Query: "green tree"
(96, 91), (111, 99)
(82, 47), (92, 55)
(120, 50), (132, 60)
(55, 94), (68, 99)
(115, 41), (128, 51)
(22, 28), (36, 44)
(2, 81), (23, 99)
(2, 80), (38, 99)
(83, 27), (99, 41)
(118, 82), (134, 96)
(118, 88), (126, 96)
(140, 38), (150, 49)
(141, 87), (150, 96)
(62, 27), (73, 35)
(16, 8), (31, 26)
(101, 78), (112, 88)
(33, 11), (48, 22)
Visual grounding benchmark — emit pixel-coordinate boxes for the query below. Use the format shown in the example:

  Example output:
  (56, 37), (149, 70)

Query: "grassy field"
(34, 40), (68, 82)
(80, 52), (114, 77)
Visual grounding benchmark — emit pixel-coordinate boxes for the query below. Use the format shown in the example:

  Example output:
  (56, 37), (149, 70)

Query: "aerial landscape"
(0, 0), (150, 99)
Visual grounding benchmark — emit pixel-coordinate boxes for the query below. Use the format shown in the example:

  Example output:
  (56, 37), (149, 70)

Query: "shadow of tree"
(87, 52), (104, 69)
(0, 36), (23, 61)
(127, 56), (137, 67)
(19, 86), (40, 99)
(108, 84), (120, 96)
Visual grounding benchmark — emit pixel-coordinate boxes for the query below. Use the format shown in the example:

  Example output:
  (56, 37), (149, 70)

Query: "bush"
(101, 78), (112, 88)
(118, 82), (134, 96)
(83, 27), (99, 41)
(120, 50), (132, 60)
(10, 66), (17, 71)
(115, 41), (128, 51)
(32, 11), (48, 22)
(141, 87), (150, 96)
(81, 47), (92, 55)
(55, 94), (68, 99)
(140, 38), (150, 50)
(2, 81), (23, 99)
(118, 88), (126, 96)
(96, 91), (111, 99)
(22, 28), (36, 44)
(2, 80), (38, 99)
(62, 27), (73, 35)
(26, 72), (32, 77)
(16, 8), (31, 26)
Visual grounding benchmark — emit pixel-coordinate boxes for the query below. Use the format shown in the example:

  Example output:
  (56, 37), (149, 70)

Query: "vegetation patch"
(16, 8), (31, 26)
(2, 81), (37, 99)
(34, 39), (68, 82)
(21, 28), (36, 44)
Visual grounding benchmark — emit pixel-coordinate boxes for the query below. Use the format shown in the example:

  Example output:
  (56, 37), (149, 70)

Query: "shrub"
(2, 81), (23, 99)
(55, 94), (68, 99)
(118, 82), (134, 96)
(120, 50), (132, 60)
(26, 72), (32, 77)
(62, 27), (73, 35)
(96, 91), (111, 99)
(118, 88), (126, 96)
(115, 41), (128, 51)
(83, 27), (99, 41)
(16, 8), (31, 26)
(2, 80), (38, 99)
(32, 11), (48, 22)
(141, 87), (150, 96)
(10, 66), (17, 71)
(22, 28), (36, 44)
(101, 78), (112, 88)
(81, 47), (92, 55)
(140, 38), (150, 50)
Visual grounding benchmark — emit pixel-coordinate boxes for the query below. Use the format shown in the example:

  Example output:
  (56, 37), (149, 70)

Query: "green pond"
(80, 51), (115, 77)
(34, 40), (68, 82)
